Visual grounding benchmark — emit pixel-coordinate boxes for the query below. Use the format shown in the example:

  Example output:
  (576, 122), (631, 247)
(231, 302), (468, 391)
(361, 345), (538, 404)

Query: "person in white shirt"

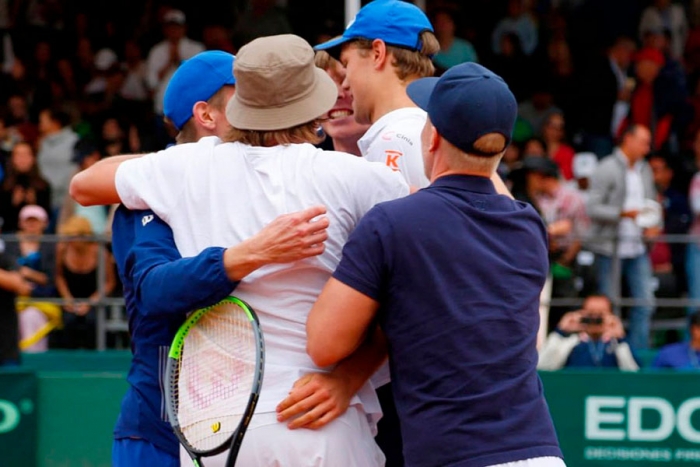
(586, 125), (660, 351)
(70, 34), (409, 467)
(145, 9), (204, 119)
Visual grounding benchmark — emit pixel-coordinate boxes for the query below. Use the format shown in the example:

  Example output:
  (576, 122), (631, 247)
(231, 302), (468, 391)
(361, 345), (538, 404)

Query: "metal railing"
(545, 232), (700, 334)
(5, 230), (700, 350)
(3, 233), (125, 350)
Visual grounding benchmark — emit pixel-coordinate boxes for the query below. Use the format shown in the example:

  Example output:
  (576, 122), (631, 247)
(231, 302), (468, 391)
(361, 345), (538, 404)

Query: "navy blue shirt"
(334, 175), (563, 467)
(111, 206), (237, 456)
(561, 334), (640, 369)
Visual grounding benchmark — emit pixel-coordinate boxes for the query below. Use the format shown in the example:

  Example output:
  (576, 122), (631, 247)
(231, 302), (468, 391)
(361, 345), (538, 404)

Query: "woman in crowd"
(0, 141), (51, 232)
(52, 215), (115, 349)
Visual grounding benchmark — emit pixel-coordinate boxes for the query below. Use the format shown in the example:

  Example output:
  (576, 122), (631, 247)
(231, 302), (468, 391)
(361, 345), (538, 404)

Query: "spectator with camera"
(538, 294), (641, 370)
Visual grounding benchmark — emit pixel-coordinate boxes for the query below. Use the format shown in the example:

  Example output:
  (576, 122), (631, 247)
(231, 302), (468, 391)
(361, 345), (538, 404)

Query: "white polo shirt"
(358, 107), (430, 189)
(115, 137), (410, 420)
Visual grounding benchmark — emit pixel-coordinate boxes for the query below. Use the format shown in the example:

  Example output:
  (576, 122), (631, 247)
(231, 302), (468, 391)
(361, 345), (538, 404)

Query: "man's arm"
(276, 327), (387, 429)
(118, 205), (329, 316)
(306, 277), (380, 368)
(70, 154), (143, 206)
(586, 164), (624, 223)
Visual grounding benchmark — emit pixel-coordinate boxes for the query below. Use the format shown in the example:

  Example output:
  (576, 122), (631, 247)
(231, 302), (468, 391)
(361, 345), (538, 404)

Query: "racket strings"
(176, 303), (258, 452)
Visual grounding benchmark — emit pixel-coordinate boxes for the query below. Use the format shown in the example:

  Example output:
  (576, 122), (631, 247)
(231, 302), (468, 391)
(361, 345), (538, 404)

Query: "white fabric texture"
(180, 407), (385, 467)
(488, 456), (566, 467)
(115, 137), (409, 426)
(358, 107), (430, 190)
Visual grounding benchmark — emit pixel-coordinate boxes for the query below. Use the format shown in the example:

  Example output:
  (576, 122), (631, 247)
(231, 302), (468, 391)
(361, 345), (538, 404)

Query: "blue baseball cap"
(407, 62), (517, 155)
(314, 0), (433, 55)
(163, 50), (236, 130)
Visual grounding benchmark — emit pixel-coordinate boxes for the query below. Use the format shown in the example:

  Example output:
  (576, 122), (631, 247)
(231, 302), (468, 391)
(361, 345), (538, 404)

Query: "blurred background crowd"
(0, 0), (700, 370)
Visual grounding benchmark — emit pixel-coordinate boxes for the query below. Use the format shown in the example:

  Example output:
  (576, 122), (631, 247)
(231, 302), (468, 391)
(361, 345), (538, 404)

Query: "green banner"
(0, 370), (38, 467)
(541, 371), (700, 466)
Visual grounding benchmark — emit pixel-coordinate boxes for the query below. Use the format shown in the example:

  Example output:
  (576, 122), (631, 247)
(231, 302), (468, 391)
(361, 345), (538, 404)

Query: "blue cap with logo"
(163, 50), (236, 130)
(407, 62), (517, 155)
(314, 0), (433, 55)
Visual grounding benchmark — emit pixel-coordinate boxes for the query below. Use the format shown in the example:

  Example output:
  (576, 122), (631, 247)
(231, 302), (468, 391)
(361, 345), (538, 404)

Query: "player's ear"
(429, 125), (440, 153)
(192, 101), (215, 130)
(371, 39), (388, 70)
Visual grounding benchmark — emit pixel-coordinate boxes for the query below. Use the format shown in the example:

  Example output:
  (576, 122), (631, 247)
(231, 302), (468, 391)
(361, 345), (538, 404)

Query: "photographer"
(538, 294), (641, 370)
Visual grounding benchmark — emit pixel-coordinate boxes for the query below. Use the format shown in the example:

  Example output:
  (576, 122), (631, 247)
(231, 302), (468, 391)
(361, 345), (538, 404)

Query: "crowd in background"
(0, 0), (699, 364)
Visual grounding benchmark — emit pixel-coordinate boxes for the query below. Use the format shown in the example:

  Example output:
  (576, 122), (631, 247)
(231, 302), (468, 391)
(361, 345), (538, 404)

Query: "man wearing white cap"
(72, 34), (410, 465)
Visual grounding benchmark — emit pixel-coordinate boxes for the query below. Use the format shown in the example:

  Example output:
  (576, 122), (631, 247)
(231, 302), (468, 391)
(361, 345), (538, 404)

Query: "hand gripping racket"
(165, 296), (264, 467)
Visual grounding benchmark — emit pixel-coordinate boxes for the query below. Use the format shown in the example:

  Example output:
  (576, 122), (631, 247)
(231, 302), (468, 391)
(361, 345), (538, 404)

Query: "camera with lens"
(580, 315), (603, 326)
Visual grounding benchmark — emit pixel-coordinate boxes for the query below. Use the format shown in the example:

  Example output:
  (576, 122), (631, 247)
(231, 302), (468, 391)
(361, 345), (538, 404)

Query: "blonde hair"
(314, 50), (334, 70)
(224, 120), (324, 147)
(352, 31), (440, 80)
(58, 216), (94, 237)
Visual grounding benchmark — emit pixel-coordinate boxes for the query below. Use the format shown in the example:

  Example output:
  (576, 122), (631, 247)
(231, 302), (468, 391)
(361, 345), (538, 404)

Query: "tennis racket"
(165, 296), (264, 467)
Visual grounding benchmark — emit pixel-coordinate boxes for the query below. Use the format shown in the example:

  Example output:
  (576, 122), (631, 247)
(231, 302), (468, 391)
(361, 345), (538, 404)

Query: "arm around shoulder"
(70, 154), (143, 206)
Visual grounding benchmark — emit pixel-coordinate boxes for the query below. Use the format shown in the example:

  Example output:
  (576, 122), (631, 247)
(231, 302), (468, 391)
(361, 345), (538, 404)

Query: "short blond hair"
(59, 216), (93, 237)
(224, 120), (324, 147)
(443, 133), (506, 173)
(352, 31), (439, 80)
(169, 86), (233, 145)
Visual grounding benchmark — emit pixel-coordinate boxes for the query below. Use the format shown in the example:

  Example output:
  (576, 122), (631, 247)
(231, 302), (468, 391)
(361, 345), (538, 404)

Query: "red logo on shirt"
(385, 150), (402, 171)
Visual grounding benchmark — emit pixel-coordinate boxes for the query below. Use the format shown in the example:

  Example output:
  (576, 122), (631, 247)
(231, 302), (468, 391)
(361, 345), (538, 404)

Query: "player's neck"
(369, 84), (420, 124)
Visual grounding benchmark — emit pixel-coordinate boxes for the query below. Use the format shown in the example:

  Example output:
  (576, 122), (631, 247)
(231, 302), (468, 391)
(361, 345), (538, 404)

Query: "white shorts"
(180, 406), (385, 467)
(488, 456), (566, 467)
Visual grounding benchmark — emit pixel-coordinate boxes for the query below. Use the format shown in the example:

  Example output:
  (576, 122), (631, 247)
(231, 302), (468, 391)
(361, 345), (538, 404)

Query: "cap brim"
(225, 67), (337, 131)
(407, 77), (439, 111)
(314, 36), (352, 59)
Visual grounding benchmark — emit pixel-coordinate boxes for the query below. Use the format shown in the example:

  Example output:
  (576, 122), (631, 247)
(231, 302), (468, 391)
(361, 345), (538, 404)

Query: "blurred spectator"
(0, 109), (22, 169)
(145, 8), (204, 142)
(81, 48), (123, 126)
(314, 51), (369, 156)
(576, 36), (636, 159)
(623, 47), (674, 151)
(202, 24), (235, 54)
(498, 142), (523, 181)
(58, 139), (110, 234)
(5, 204), (55, 297)
(231, 0), (293, 48)
(545, 37), (577, 118)
(542, 110), (576, 180)
(6, 94), (39, 147)
(587, 124), (659, 350)
(522, 136), (547, 157)
(488, 32), (532, 101)
(524, 156), (590, 330)
(519, 86), (561, 136)
(492, 0), (539, 56)
(571, 152), (599, 203)
(36, 107), (79, 222)
(0, 238), (32, 366)
(652, 311), (700, 369)
(0, 141), (51, 232)
(538, 294), (641, 370)
(432, 8), (478, 74)
(52, 215), (116, 350)
(639, 0), (688, 61)
(686, 137), (700, 307)
(648, 154), (691, 290)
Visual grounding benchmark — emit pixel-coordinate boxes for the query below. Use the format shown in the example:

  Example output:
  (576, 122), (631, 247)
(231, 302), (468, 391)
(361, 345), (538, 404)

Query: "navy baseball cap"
(407, 62), (517, 155)
(163, 50), (236, 130)
(314, 0), (433, 55)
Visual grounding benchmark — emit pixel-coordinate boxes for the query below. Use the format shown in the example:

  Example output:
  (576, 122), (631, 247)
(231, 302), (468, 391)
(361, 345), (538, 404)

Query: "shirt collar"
(357, 107), (426, 155)
(429, 174), (497, 194)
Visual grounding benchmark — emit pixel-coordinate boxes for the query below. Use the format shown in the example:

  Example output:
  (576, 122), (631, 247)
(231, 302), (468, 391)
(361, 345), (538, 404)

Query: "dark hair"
(42, 107), (71, 128)
(618, 123), (643, 145)
(2, 142), (49, 192)
(690, 311), (700, 327)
